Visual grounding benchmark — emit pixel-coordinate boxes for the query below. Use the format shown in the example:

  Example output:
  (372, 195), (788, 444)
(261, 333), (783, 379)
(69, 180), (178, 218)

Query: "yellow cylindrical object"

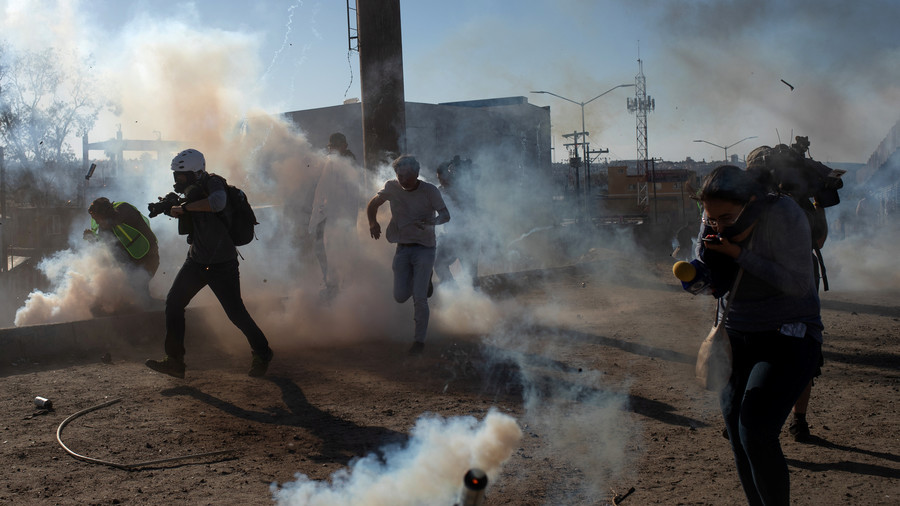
(672, 261), (697, 282)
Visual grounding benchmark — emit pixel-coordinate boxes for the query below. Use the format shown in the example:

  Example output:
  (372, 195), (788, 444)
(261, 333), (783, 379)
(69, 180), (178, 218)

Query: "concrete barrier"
(0, 310), (167, 363)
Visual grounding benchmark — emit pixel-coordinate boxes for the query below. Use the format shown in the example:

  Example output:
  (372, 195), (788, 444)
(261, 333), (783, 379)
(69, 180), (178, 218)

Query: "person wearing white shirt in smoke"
(367, 155), (450, 356)
(309, 132), (362, 302)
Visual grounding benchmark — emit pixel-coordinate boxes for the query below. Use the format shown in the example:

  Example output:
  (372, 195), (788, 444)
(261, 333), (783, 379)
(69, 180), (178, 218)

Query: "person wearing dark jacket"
(145, 149), (273, 379)
(691, 165), (822, 506)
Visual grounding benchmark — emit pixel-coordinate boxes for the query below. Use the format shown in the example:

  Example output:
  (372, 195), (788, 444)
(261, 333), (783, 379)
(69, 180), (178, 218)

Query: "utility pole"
(354, 0), (407, 171)
(531, 84), (633, 223)
(562, 131), (585, 192)
(0, 146), (6, 273)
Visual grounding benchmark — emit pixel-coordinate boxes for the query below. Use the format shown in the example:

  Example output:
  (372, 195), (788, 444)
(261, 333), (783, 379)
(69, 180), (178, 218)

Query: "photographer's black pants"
(164, 258), (270, 360)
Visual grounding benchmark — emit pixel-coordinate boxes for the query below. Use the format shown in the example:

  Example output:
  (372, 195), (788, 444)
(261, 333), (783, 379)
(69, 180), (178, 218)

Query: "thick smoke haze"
(411, 0), (900, 164)
(817, 219), (900, 292)
(482, 308), (639, 502)
(648, 0), (900, 164)
(1, 1), (897, 504)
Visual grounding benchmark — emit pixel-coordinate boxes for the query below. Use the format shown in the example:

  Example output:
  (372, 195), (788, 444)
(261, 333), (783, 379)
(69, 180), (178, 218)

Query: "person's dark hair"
(392, 154), (420, 173)
(89, 197), (115, 217)
(328, 132), (347, 148)
(697, 165), (762, 205)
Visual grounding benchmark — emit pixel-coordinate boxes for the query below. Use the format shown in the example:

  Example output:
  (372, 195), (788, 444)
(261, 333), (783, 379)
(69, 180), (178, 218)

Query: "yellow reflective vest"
(90, 202), (152, 260)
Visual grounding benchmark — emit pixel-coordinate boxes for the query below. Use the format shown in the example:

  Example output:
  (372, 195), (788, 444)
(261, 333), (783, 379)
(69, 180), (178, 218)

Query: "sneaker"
(789, 418), (811, 442)
(248, 349), (274, 377)
(145, 356), (185, 379)
(408, 341), (425, 357)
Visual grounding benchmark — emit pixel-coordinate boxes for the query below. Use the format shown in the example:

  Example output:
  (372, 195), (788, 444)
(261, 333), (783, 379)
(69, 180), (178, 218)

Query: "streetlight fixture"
(693, 136), (758, 162)
(531, 84), (634, 216)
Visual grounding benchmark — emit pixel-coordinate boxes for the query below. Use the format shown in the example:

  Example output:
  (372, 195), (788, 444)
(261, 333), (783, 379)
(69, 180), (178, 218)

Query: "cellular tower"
(627, 58), (655, 210)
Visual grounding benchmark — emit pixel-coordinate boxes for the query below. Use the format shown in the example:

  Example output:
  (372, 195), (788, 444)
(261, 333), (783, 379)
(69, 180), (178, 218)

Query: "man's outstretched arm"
(366, 195), (386, 239)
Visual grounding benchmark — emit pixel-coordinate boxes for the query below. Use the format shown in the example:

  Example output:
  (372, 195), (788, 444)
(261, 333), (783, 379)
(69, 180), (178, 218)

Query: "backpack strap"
(814, 247), (829, 292)
(200, 173), (230, 220)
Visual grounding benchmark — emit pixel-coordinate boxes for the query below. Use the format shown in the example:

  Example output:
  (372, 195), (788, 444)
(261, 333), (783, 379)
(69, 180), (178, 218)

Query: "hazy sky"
(3, 0), (899, 164)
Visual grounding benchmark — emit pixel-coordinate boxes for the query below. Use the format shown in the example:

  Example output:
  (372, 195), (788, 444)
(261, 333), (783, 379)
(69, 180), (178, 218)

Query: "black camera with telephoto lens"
(147, 192), (183, 218)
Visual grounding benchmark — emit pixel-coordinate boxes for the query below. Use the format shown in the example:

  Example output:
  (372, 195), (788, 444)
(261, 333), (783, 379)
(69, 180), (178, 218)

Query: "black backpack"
(207, 174), (259, 246)
(746, 137), (844, 290)
(224, 184), (258, 246)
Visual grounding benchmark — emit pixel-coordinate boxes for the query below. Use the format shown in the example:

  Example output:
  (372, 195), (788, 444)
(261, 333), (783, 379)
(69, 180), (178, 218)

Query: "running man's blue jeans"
(392, 244), (436, 343)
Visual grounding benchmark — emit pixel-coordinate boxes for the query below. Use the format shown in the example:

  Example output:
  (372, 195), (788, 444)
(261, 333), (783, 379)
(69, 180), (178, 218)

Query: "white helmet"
(171, 149), (206, 173)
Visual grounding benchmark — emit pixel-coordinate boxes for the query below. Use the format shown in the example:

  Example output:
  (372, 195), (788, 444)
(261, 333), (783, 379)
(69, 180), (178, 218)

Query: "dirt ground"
(1, 245), (898, 505)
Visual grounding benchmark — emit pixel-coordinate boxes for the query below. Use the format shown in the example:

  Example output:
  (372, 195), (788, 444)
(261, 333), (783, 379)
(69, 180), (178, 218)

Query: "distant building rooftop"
(438, 96), (530, 108)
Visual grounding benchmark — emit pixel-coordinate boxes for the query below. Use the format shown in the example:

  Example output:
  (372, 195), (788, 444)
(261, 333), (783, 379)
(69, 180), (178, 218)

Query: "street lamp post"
(531, 84), (634, 220)
(693, 136), (758, 163)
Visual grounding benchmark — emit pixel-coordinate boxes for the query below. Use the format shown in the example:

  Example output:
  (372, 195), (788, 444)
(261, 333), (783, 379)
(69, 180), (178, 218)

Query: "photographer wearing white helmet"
(146, 149), (274, 379)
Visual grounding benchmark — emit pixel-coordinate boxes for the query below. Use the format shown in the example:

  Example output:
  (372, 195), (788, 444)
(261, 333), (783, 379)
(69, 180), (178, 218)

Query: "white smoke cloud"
(0, 3), (405, 338)
(821, 227), (900, 291)
(4, 7), (642, 503)
(482, 320), (638, 502)
(272, 409), (522, 506)
(14, 240), (153, 326)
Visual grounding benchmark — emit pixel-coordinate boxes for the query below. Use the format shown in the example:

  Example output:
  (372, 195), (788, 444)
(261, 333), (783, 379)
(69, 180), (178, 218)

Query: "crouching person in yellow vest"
(85, 197), (160, 281)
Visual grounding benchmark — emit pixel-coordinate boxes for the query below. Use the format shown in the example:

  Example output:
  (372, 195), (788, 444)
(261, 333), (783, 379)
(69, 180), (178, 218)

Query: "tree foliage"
(0, 43), (102, 205)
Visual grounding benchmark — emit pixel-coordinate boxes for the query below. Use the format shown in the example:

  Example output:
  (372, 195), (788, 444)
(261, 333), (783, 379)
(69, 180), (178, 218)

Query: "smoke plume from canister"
(476, 306), (639, 503)
(15, 241), (153, 326)
(272, 410), (522, 506)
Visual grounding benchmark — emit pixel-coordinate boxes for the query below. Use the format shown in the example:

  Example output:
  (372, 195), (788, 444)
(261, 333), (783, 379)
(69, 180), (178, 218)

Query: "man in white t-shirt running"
(366, 155), (450, 356)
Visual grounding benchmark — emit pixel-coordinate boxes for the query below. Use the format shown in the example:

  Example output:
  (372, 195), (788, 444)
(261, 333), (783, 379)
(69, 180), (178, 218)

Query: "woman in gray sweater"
(695, 165), (822, 506)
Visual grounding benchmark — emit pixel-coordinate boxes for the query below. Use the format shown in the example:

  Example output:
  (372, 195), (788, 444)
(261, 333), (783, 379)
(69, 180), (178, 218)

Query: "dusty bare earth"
(1, 243), (898, 505)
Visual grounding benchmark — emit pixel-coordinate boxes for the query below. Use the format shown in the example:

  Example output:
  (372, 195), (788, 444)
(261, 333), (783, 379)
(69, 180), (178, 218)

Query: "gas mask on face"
(173, 171), (198, 193)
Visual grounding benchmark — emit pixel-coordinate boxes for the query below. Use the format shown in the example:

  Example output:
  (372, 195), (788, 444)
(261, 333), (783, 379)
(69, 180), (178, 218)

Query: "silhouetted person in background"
(309, 132), (361, 302)
(433, 158), (479, 287)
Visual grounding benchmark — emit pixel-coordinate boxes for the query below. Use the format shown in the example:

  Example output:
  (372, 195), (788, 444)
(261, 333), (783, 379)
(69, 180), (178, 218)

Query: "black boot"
(248, 349), (274, 377)
(789, 413), (811, 442)
(145, 356), (186, 379)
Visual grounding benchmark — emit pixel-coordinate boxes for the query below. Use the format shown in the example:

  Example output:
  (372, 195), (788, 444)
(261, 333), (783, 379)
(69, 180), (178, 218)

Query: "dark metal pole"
(572, 131), (581, 195)
(581, 104), (589, 200)
(651, 158), (658, 222)
(356, 0), (407, 171)
(0, 146), (7, 273)
(81, 133), (89, 208)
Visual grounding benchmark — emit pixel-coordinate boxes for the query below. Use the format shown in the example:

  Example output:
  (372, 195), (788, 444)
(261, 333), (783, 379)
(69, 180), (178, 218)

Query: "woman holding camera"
(695, 165), (822, 506)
